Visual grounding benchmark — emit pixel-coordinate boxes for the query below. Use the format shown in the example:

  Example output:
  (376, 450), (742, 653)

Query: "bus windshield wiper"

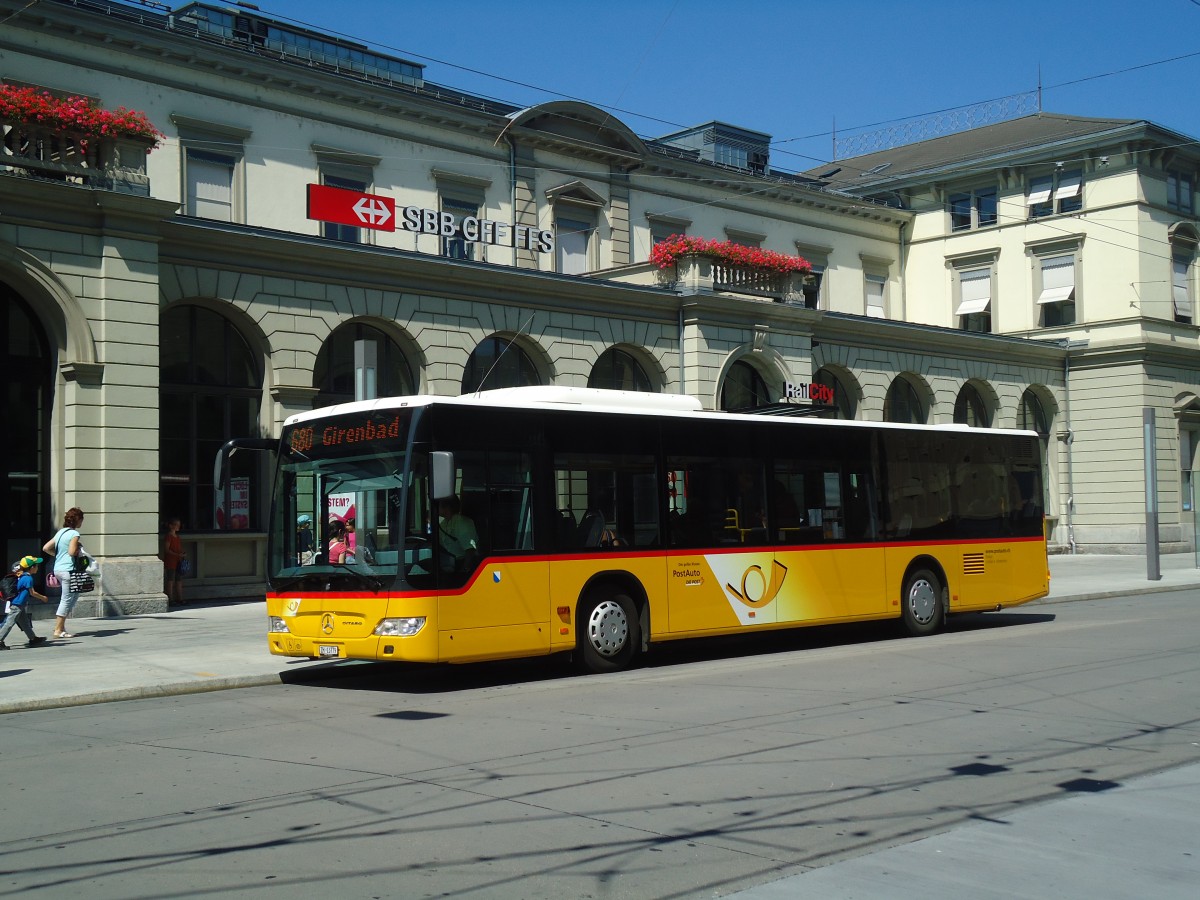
(270, 572), (324, 593)
(331, 562), (384, 591)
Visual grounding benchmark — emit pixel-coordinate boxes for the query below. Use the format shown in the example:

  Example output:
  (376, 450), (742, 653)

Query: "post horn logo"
(725, 559), (789, 609)
(321, 613), (335, 635)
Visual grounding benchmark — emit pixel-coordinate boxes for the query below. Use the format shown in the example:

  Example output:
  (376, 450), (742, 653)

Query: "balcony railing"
(1, 121), (152, 195)
(667, 254), (806, 302)
(710, 260), (792, 297)
(596, 256), (809, 303)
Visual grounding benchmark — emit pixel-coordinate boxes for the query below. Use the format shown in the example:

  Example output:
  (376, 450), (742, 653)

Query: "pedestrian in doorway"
(162, 517), (187, 606)
(43, 506), (84, 639)
(0, 556), (49, 650)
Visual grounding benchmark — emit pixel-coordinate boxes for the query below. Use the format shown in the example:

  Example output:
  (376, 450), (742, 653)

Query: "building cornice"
(156, 217), (687, 324)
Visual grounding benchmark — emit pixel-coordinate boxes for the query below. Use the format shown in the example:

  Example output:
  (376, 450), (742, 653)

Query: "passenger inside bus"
(437, 494), (479, 572)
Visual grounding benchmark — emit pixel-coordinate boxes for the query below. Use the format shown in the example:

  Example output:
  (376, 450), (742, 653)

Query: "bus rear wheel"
(901, 567), (944, 636)
(578, 590), (639, 673)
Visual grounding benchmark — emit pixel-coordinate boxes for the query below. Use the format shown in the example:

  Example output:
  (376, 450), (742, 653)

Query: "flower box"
(650, 235), (811, 275)
(0, 85), (160, 194)
(651, 236), (811, 302)
(0, 84), (162, 145)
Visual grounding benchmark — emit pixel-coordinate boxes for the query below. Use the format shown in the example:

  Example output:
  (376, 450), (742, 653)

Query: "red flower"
(0, 84), (162, 148)
(650, 235), (811, 275)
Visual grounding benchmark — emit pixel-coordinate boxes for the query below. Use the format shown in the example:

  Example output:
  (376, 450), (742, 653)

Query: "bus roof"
(283, 386), (1040, 438)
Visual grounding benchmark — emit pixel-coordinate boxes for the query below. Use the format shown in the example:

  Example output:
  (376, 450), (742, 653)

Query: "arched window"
(954, 383), (990, 427)
(588, 348), (653, 392)
(1, 284), (52, 548)
(721, 359), (771, 411)
(160, 305), (262, 530)
(1019, 387), (1054, 519)
(1019, 388), (1049, 436)
(884, 376), (925, 424)
(462, 336), (540, 394)
(313, 322), (414, 408)
(814, 367), (857, 419)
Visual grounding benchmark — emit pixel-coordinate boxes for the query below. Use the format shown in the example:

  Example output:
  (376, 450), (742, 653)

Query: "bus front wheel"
(901, 567), (944, 636)
(578, 591), (640, 673)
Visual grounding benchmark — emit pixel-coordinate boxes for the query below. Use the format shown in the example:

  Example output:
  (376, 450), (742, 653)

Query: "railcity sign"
(783, 381), (834, 405)
(306, 184), (554, 253)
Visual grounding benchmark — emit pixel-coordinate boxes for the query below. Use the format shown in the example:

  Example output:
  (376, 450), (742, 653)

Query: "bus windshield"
(271, 410), (426, 592)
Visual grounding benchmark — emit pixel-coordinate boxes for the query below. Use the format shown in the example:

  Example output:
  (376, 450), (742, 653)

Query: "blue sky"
(272, 0), (1200, 171)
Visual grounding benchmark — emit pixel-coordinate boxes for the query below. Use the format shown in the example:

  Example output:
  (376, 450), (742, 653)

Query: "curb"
(0, 673), (287, 715)
(1037, 581), (1200, 605)
(0, 659), (366, 716)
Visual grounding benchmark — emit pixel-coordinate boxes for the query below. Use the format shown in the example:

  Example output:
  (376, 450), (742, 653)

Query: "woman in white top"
(42, 506), (84, 639)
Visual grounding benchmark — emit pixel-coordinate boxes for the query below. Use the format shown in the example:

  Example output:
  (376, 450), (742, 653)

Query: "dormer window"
(714, 141), (748, 169)
(949, 187), (998, 231)
(1028, 169), (1082, 219)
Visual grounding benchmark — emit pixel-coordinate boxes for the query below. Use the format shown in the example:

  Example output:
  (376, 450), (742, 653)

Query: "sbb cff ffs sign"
(305, 184), (554, 252)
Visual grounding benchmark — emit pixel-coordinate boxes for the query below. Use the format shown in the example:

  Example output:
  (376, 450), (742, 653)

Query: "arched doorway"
(314, 321), (415, 408)
(954, 383), (991, 427)
(884, 375), (927, 424)
(721, 359), (772, 411)
(588, 347), (654, 392)
(462, 336), (540, 394)
(2, 284), (53, 562)
(160, 304), (264, 531)
(813, 366), (858, 420)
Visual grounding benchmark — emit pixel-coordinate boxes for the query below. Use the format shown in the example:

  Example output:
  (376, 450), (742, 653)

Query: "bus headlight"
(268, 616), (290, 634)
(375, 617), (426, 637)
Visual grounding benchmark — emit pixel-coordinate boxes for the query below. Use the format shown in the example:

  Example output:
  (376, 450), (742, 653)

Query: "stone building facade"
(2, 0), (1190, 610)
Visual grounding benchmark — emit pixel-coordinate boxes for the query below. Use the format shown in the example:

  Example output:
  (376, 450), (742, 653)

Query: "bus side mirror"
(431, 451), (456, 500)
(213, 438), (277, 490)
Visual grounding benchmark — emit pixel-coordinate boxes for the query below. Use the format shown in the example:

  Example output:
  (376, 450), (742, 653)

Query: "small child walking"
(0, 556), (50, 649)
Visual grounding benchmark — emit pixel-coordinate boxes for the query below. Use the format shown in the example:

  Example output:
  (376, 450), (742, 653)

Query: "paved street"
(0, 553), (1198, 897)
(4, 551), (1198, 715)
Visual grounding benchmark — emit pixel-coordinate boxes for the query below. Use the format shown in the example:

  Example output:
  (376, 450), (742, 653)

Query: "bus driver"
(437, 494), (479, 572)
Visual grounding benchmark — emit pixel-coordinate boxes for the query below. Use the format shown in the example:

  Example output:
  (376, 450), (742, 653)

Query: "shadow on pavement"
(72, 628), (137, 639)
(282, 610), (1058, 698)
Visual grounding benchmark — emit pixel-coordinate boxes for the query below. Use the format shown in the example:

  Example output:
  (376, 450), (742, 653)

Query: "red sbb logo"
(307, 184), (395, 231)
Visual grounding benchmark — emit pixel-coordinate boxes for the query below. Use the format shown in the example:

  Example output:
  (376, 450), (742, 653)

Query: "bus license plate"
(318, 645), (340, 658)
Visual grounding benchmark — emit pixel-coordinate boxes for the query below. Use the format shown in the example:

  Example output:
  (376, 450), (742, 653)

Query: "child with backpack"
(0, 556), (49, 649)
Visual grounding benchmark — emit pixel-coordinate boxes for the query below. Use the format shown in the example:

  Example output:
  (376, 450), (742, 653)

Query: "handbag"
(43, 529), (66, 588)
(68, 570), (96, 594)
(179, 557), (192, 577)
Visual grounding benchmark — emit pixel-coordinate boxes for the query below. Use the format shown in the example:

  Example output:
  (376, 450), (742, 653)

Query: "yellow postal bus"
(242, 387), (1048, 673)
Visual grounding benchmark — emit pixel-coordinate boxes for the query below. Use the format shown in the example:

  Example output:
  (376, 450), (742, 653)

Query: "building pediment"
(503, 101), (646, 162)
(545, 180), (606, 208)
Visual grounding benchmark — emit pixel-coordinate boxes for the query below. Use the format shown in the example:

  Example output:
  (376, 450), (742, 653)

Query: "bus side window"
(666, 456), (764, 546)
(552, 451), (657, 551)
